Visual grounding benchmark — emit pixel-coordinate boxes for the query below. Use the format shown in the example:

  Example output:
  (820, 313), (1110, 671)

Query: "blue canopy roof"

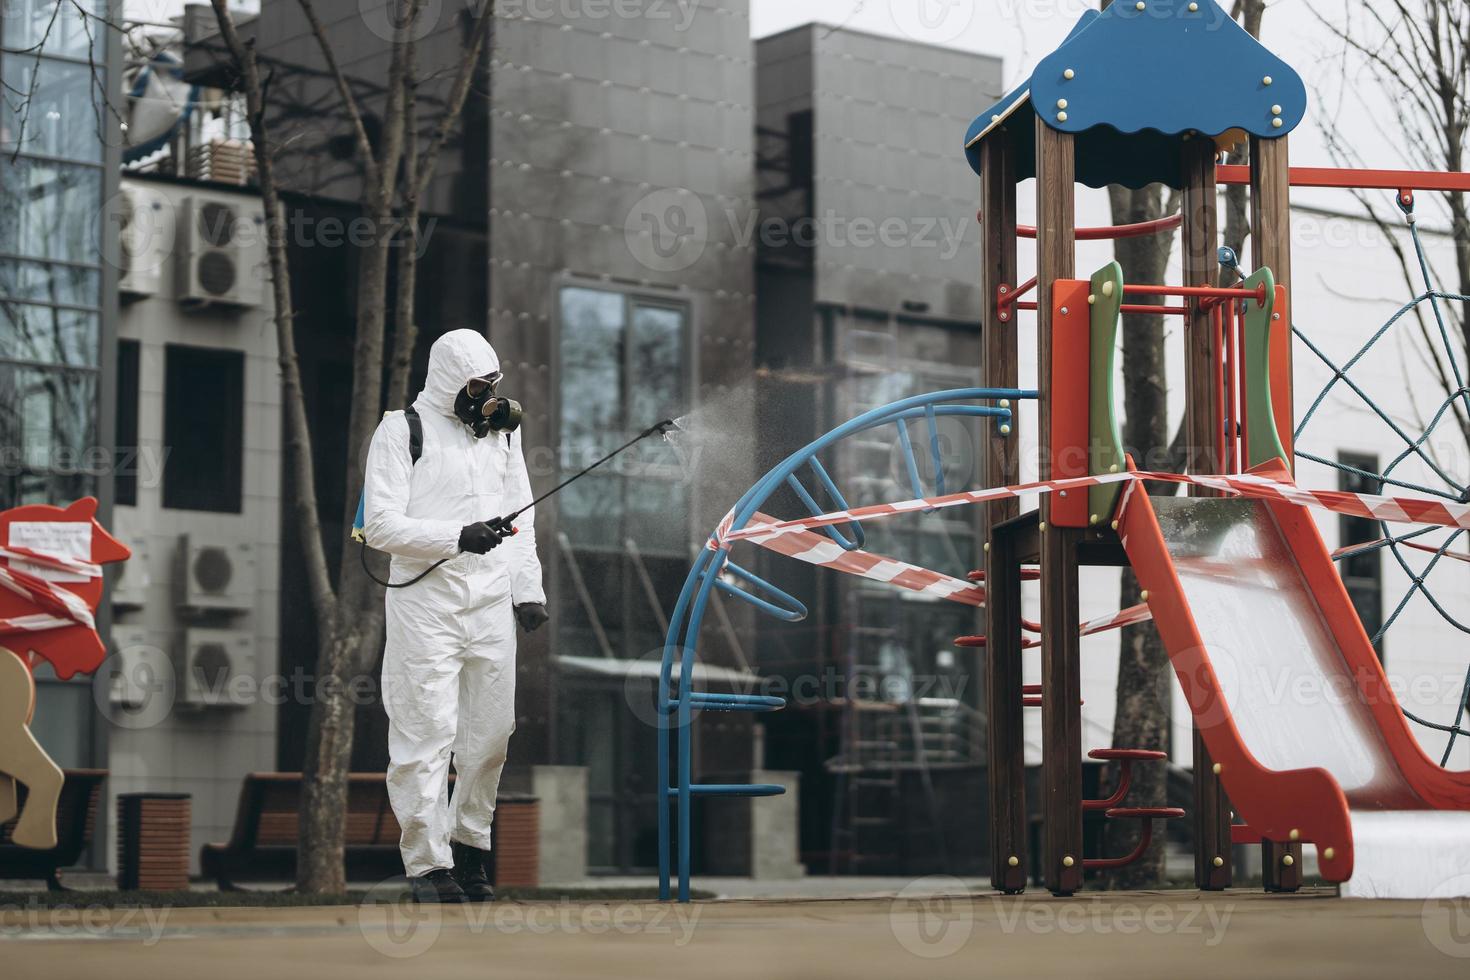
(963, 1), (1307, 189)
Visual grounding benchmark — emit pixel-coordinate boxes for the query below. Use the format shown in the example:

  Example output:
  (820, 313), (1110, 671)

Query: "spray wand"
(361, 418), (682, 589)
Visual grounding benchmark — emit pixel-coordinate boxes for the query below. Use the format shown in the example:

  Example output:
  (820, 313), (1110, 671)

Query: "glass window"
(115, 339), (140, 506)
(0, 258), (100, 307)
(1339, 453), (1384, 657)
(0, 300), (99, 366)
(556, 285), (688, 551)
(163, 344), (244, 513)
(556, 284), (690, 661)
(1, 56), (101, 162)
(0, 363), (98, 509)
(1, 0), (104, 60)
(559, 286), (626, 460)
(0, 157), (102, 263)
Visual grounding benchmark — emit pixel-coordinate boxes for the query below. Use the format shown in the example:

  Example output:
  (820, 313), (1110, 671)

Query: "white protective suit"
(363, 329), (545, 877)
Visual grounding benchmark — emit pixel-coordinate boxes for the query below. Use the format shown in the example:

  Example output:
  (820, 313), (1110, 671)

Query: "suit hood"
(416, 329), (500, 418)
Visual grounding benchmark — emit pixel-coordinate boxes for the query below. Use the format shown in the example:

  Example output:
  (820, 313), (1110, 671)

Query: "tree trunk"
(205, 0), (496, 894)
(1103, 181), (1177, 888)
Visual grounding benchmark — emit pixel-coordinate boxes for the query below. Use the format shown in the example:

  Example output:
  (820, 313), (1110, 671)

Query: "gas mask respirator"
(454, 373), (523, 439)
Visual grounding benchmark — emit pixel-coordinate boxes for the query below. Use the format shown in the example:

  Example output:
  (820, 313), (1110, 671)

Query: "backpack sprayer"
(353, 417), (683, 589)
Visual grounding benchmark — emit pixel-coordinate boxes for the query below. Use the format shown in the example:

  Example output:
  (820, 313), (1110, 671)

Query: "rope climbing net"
(1293, 194), (1470, 765)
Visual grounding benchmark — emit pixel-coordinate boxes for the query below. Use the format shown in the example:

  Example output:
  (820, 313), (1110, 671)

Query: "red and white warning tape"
(742, 512), (987, 607)
(714, 469), (1470, 547)
(0, 545), (100, 635)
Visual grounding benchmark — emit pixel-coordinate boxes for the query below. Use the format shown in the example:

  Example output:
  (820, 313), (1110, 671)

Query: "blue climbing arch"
(656, 387), (1036, 901)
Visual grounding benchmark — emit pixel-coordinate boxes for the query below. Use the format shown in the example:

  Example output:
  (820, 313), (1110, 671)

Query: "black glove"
(514, 602), (549, 632)
(458, 521), (504, 555)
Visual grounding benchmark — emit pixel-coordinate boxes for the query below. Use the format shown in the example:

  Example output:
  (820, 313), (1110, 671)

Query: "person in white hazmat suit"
(362, 329), (549, 904)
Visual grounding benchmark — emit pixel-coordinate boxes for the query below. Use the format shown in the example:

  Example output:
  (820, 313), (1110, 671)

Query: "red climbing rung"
(1107, 807), (1186, 821)
(1084, 807), (1186, 872)
(1084, 748), (1167, 811)
(1022, 693), (1083, 707)
(967, 568), (1041, 583)
(1088, 748), (1167, 762)
(1124, 283), (1267, 303)
(1009, 213), (1184, 240)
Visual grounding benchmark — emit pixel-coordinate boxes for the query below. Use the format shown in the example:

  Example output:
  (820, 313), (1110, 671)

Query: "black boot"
(450, 839), (496, 902)
(409, 868), (466, 904)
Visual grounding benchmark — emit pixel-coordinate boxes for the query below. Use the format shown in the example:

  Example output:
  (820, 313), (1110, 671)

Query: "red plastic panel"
(1049, 279), (1093, 528)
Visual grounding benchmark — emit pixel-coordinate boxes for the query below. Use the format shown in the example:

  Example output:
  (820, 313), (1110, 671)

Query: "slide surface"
(1117, 484), (1470, 898)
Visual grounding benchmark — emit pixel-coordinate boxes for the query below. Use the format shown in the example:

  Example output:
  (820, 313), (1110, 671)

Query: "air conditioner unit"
(175, 534), (256, 614)
(175, 195), (263, 310)
(109, 509), (150, 609)
(108, 624), (166, 708)
(177, 627), (254, 708)
(117, 187), (170, 301)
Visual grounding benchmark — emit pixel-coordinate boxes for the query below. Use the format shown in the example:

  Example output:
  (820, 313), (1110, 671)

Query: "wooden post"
(980, 136), (1027, 893)
(1035, 122), (1083, 896)
(1181, 138), (1233, 891)
(1251, 133), (1303, 890)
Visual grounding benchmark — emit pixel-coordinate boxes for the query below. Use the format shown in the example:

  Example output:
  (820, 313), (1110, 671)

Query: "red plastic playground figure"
(0, 498), (130, 849)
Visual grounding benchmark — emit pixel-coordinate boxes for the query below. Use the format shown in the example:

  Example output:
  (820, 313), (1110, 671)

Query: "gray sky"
(750, 0), (1407, 173)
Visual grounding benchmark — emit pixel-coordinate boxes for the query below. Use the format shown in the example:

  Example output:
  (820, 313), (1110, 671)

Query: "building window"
(0, 55), (102, 162)
(163, 344), (243, 513)
(556, 284), (689, 659)
(0, 158), (103, 262)
(1339, 453), (1384, 657)
(114, 339), (139, 506)
(0, 364), (96, 508)
(0, 0), (104, 61)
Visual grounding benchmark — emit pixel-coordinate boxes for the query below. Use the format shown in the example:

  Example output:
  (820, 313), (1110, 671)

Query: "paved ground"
(4, 884), (1468, 979)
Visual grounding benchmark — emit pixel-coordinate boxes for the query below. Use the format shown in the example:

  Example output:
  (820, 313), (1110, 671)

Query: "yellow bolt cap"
(1323, 847), (1335, 861)
(1110, 520), (1119, 531)
(1289, 828), (1300, 841)
(1064, 69), (1076, 80)
(1008, 855), (1020, 867)
(1283, 854), (1295, 867)
(1212, 762), (1222, 775)
(1062, 855), (1075, 868)
(1212, 856), (1224, 868)
(1140, 590), (1150, 601)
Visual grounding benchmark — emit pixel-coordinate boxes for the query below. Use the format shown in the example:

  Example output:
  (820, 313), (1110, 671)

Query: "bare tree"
(205, 0), (493, 893)
(1311, 1), (1470, 447)
(1093, 0), (1269, 890)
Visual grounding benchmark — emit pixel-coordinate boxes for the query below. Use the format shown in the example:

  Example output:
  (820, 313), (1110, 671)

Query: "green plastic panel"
(1089, 261), (1126, 525)
(1241, 267), (1287, 470)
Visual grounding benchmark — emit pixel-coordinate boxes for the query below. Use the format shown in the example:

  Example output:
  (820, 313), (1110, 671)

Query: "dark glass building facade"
(0, 0), (120, 768)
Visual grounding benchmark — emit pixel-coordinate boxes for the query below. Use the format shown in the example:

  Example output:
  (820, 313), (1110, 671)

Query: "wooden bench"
(202, 772), (538, 889)
(0, 769), (107, 890)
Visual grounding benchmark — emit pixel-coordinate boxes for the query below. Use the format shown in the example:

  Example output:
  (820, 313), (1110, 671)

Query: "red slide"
(1117, 462), (1470, 898)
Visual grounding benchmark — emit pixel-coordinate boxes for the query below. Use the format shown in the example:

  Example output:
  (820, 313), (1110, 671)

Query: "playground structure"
(658, 1), (1470, 903)
(0, 498), (130, 850)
